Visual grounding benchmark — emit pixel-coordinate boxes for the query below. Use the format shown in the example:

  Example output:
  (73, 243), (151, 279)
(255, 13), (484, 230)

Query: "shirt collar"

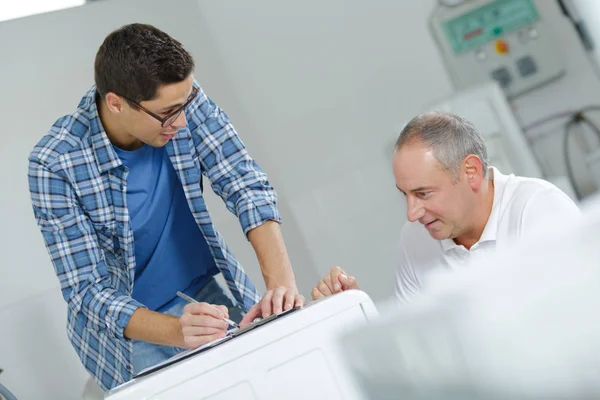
(441, 166), (505, 252)
(79, 86), (124, 173)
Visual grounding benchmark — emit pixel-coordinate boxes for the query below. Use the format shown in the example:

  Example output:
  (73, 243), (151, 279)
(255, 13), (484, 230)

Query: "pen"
(176, 291), (239, 328)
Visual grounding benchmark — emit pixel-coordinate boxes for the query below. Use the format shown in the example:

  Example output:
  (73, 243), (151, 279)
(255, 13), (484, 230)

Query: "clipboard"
(133, 306), (301, 379)
(232, 306), (300, 337)
(134, 334), (233, 378)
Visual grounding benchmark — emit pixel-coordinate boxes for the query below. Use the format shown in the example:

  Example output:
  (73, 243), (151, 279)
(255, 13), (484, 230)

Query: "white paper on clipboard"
(135, 332), (235, 377)
(134, 307), (300, 377)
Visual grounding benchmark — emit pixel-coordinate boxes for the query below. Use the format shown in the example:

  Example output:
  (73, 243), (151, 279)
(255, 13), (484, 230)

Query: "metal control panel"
(430, 0), (565, 98)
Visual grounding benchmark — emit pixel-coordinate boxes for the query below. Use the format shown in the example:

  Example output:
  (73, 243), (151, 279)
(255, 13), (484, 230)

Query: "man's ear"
(104, 92), (126, 114)
(463, 154), (484, 190)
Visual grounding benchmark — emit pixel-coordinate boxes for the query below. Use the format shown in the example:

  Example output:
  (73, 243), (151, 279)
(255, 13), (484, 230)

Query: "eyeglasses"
(122, 86), (199, 128)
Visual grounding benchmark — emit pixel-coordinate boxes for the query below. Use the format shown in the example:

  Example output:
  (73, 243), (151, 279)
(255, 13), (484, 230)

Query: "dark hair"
(395, 111), (489, 179)
(94, 23), (195, 104)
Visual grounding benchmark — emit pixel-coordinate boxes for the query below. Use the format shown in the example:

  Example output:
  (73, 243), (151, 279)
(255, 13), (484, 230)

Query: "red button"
(495, 40), (509, 54)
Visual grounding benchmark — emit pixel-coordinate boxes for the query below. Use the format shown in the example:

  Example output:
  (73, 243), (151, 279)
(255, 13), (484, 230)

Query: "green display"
(442, 0), (540, 54)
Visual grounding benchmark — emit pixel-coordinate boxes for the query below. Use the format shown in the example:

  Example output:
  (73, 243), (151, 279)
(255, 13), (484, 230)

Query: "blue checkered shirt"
(28, 83), (276, 391)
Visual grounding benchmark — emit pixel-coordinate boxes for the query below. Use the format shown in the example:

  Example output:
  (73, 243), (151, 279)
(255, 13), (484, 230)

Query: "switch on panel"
(495, 39), (510, 54)
(490, 67), (512, 88)
(516, 56), (538, 77)
(476, 49), (487, 61)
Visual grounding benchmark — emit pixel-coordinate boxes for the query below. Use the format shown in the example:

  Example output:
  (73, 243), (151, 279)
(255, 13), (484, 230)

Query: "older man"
(312, 112), (580, 302)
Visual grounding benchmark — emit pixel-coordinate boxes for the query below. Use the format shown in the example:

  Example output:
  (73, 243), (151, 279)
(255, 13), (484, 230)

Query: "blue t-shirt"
(114, 144), (218, 312)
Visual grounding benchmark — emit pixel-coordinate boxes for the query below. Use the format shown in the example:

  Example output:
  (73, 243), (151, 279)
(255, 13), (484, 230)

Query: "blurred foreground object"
(340, 195), (600, 400)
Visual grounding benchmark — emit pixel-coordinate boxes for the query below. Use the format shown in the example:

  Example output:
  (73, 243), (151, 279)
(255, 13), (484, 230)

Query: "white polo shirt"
(395, 167), (581, 303)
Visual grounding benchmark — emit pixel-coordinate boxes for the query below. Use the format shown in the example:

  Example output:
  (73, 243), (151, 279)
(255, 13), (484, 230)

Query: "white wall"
(1, 0), (599, 398)
(195, 0), (455, 298)
(0, 0), (85, 22)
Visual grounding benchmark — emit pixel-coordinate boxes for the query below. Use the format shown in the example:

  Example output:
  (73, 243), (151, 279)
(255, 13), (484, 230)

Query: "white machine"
(338, 195), (600, 399)
(587, 150), (600, 189)
(567, 0), (600, 190)
(105, 290), (377, 400)
(423, 80), (544, 179)
(430, 0), (565, 98)
(566, 0), (600, 82)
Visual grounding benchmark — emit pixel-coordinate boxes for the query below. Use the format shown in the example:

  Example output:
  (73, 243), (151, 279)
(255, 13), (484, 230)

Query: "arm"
(247, 220), (296, 289)
(29, 160), (227, 349)
(125, 304), (229, 349)
(125, 309), (183, 346)
(187, 87), (303, 321)
(186, 87), (281, 240)
(28, 160), (143, 342)
(242, 222), (305, 323)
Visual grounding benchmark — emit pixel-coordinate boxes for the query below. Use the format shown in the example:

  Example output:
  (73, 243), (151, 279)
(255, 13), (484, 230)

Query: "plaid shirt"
(28, 83), (277, 391)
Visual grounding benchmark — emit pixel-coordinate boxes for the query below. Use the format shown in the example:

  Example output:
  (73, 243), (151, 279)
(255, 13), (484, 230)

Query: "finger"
(181, 325), (226, 337)
(330, 266), (346, 292)
(346, 276), (359, 290)
(271, 288), (286, 315)
(181, 313), (228, 330)
(216, 305), (229, 319)
(341, 275), (360, 290)
(311, 287), (324, 301)
(262, 290), (274, 317)
(183, 331), (227, 350)
(239, 303), (261, 328)
(295, 294), (305, 307)
(282, 289), (295, 311)
(318, 281), (333, 297)
(323, 274), (338, 294)
(184, 302), (225, 319)
(339, 274), (348, 290)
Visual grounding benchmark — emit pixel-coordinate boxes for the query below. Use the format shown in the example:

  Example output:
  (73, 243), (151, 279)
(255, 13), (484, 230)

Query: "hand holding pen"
(177, 291), (238, 350)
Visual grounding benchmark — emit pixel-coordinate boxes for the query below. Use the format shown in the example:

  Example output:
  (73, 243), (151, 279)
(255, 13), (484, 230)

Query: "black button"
(516, 56), (538, 77)
(491, 67), (512, 88)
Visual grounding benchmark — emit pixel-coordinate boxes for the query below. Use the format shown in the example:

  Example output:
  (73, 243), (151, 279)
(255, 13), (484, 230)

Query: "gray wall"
(0, 0), (598, 398)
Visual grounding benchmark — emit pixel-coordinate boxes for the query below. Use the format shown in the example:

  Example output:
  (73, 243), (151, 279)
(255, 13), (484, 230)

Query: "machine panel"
(430, 0), (565, 98)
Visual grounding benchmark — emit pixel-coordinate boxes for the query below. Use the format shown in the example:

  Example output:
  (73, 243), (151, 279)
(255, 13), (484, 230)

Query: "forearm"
(247, 220), (297, 289)
(124, 308), (184, 348)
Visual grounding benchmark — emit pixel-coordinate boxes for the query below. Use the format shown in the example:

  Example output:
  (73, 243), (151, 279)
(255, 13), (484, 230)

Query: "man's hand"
(311, 266), (359, 300)
(239, 287), (305, 327)
(179, 302), (230, 349)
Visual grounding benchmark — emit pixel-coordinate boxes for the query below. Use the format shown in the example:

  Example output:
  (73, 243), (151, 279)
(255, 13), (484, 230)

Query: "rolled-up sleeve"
(188, 85), (281, 236)
(28, 160), (144, 340)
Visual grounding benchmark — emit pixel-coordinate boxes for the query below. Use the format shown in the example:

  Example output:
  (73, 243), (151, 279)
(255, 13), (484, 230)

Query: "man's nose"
(406, 197), (424, 223)
(170, 110), (187, 128)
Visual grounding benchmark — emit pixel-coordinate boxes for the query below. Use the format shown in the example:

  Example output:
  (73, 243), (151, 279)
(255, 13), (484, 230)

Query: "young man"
(312, 112), (580, 302)
(28, 23), (302, 391)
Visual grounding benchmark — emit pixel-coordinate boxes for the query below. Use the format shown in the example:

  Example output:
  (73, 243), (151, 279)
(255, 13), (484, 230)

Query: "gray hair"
(395, 111), (489, 179)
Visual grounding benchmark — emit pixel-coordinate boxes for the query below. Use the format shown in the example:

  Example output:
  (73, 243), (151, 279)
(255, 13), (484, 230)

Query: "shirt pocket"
(92, 221), (121, 258)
